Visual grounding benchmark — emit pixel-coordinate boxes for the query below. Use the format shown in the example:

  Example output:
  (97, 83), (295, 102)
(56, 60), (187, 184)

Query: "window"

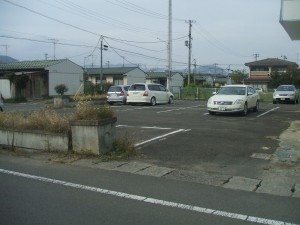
(129, 84), (145, 91)
(159, 85), (167, 91)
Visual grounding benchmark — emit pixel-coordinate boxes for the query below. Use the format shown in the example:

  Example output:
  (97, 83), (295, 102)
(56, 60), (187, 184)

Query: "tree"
(270, 68), (300, 88)
(54, 84), (68, 96)
(230, 70), (246, 84)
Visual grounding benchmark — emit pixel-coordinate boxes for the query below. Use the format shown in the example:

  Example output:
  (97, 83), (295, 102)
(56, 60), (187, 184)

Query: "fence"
(173, 87), (218, 100)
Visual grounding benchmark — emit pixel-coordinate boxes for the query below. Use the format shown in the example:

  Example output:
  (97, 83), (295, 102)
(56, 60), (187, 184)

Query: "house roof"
(244, 77), (272, 83)
(0, 59), (68, 71)
(146, 71), (182, 79)
(86, 67), (141, 75)
(245, 58), (298, 67)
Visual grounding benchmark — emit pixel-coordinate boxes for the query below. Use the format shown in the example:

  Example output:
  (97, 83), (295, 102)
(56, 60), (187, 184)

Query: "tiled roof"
(245, 58), (298, 67)
(0, 59), (67, 70)
(86, 67), (139, 75)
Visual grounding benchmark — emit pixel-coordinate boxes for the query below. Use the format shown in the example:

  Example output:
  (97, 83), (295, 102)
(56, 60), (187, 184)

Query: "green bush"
(55, 84), (68, 95)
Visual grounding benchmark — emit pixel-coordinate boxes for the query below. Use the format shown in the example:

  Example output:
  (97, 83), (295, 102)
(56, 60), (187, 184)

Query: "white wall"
(170, 73), (183, 88)
(126, 68), (146, 85)
(47, 60), (83, 96)
(0, 79), (12, 98)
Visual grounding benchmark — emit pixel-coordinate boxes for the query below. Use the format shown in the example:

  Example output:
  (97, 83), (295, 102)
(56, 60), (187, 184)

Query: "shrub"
(55, 84), (68, 95)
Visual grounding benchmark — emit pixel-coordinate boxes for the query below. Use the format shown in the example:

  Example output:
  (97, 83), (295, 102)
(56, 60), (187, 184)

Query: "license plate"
(218, 106), (226, 111)
(281, 98), (285, 100)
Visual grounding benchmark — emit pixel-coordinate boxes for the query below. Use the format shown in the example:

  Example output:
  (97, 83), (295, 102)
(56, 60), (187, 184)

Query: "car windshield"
(108, 86), (122, 92)
(217, 86), (246, 95)
(124, 86), (129, 91)
(129, 84), (145, 91)
(277, 86), (294, 91)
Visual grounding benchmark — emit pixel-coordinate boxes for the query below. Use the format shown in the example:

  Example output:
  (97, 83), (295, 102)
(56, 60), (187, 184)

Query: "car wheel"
(253, 101), (259, 112)
(107, 102), (114, 105)
(168, 96), (174, 104)
(296, 98), (299, 104)
(150, 97), (156, 106)
(242, 103), (248, 116)
(208, 111), (216, 115)
(273, 100), (276, 104)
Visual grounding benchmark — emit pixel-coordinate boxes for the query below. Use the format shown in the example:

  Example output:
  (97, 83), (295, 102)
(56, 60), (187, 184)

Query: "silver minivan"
(127, 83), (174, 106)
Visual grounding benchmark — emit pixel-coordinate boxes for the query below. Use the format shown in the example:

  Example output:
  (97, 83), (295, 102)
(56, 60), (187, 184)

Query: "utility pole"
(185, 20), (195, 85)
(253, 53), (259, 61)
(193, 59), (196, 85)
(49, 39), (58, 59)
(0, 45), (9, 62)
(167, 0), (172, 90)
(100, 36), (108, 92)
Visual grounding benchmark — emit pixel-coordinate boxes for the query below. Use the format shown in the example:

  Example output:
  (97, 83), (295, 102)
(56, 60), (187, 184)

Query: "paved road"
(1, 154), (300, 225)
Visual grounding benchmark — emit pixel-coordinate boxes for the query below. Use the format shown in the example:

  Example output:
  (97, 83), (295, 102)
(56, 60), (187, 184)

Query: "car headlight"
(233, 99), (244, 104)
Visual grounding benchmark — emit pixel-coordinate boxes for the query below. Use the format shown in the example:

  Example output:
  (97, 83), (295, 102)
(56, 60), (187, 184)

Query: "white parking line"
(257, 107), (280, 118)
(119, 106), (152, 112)
(134, 129), (186, 147)
(116, 125), (171, 130)
(0, 168), (297, 225)
(156, 105), (201, 114)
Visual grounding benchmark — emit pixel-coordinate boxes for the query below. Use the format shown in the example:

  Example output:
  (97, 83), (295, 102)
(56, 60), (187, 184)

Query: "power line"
(3, 0), (100, 37)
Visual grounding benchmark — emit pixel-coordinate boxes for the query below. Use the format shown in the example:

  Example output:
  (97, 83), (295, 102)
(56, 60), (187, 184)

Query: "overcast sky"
(0, 0), (299, 72)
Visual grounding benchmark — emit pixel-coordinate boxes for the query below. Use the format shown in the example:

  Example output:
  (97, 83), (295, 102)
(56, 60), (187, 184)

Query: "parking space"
(113, 100), (300, 177)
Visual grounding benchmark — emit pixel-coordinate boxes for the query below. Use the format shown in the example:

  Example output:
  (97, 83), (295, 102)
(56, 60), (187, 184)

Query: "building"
(0, 59), (83, 99)
(145, 71), (184, 93)
(85, 67), (146, 86)
(280, 0), (300, 40)
(244, 58), (298, 90)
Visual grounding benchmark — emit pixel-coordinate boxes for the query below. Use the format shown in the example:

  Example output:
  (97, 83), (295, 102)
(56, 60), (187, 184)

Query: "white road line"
(134, 129), (185, 147)
(257, 107), (280, 118)
(119, 107), (151, 112)
(116, 125), (171, 130)
(156, 105), (201, 113)
(0, 168), (297, 225)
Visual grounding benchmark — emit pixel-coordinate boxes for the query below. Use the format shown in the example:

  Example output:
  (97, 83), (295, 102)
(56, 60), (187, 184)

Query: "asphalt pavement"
(1, 99), (300, 198)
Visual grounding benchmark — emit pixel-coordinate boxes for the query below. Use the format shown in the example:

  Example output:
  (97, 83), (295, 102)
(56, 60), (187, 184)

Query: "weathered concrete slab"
(250, 153), (272, 160)
(136, 166), (174, 177)
(165, 170), (229, 186)
(92, 161), (128, 170)
(223, 176), (261, 192)
(292, 183), (300, 198)
(113, 161), (151, 173)
(256, 179), (293, 197)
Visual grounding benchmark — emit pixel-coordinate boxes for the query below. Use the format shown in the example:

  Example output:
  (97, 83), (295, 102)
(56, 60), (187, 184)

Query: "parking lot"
(112, 100), (300, 178)
(3, 100), (300, 181)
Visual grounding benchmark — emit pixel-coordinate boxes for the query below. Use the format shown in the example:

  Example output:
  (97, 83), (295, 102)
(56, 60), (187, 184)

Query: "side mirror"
(212, 92), (216, 95)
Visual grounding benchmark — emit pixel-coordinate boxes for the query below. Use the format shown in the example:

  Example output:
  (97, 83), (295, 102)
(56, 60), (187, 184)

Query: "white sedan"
(207, 85), (259, 116)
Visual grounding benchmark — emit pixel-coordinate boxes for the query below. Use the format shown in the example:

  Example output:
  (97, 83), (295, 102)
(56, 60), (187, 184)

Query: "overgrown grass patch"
(73, 101), (114, 120)
(259, 92), (273, 102)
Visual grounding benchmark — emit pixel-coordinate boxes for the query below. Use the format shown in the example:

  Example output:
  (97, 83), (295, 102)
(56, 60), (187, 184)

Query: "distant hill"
(197, 65), (228, 76)
(0, 55), (18, 63)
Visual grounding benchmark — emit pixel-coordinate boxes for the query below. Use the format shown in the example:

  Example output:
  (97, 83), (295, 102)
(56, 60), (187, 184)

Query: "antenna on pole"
(49, 39), (58, 59)
(0, 45), (9, 62)
(253, 53), (259, 61)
